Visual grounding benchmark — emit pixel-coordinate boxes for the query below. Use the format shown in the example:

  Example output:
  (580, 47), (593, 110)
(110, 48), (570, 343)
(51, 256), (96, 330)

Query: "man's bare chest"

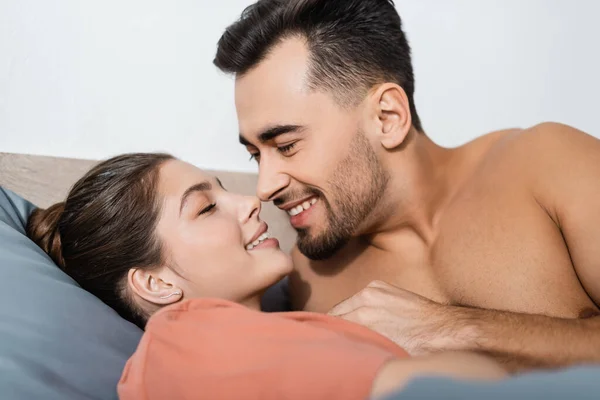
(296, 199), (595, 318)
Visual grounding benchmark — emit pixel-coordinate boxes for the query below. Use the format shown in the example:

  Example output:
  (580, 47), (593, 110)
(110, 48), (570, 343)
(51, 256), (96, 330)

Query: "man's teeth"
(288, 198), (317, 216)
(246, 232), (271, 250)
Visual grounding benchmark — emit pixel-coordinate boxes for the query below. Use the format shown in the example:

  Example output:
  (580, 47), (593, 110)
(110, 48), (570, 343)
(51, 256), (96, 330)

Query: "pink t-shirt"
(118, 298), (409, 400)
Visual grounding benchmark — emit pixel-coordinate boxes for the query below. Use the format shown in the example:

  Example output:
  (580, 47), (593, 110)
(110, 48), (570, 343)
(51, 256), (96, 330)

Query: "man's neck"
(364, 132), (466, 252)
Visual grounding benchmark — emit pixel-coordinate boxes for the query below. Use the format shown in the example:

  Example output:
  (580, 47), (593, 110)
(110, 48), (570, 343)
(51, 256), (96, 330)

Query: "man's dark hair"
(214, 0), (423, 132)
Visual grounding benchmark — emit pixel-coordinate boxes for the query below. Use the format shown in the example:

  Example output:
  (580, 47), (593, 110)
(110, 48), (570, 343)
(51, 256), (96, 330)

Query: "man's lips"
(277, 195), (317, 212)
(288, 197), (319, 228)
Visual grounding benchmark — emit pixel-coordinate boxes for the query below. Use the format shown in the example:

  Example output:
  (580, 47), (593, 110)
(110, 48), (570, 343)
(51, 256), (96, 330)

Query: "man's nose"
(256, 159), (290, 202)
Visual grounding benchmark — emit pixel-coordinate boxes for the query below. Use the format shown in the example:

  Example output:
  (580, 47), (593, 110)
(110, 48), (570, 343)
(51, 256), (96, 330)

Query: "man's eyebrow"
(239, 124), (304, 146)
(180, 181), (212, 214)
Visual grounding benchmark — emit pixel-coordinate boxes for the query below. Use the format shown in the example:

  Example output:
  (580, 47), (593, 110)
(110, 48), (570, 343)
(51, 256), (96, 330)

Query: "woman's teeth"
(246, 232), (271, 250)
(288, 198), (317, 216)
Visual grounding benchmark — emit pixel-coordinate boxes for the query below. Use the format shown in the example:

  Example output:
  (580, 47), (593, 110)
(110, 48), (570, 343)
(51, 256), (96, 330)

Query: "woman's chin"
(254, 252), (293, 279)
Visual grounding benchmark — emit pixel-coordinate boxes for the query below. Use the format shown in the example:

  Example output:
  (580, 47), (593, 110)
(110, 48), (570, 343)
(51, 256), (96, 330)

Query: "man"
(214, 0), (600, 371)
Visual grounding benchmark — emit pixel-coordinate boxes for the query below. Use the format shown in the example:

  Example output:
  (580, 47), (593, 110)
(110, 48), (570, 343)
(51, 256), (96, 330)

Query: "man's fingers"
(331, 307), (371, 325)
(327, 283), (385, 316)
(329, 280), (405, 316)
(327, 290), (368, 315)
(367, 280), (390, 289)
(327, 297), (357, 316)
(368, 280), (405, 294)
(335, 311), (362, 325)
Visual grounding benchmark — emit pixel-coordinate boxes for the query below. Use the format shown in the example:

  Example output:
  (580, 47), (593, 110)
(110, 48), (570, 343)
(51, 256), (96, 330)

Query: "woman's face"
(131, 159), (293, 310)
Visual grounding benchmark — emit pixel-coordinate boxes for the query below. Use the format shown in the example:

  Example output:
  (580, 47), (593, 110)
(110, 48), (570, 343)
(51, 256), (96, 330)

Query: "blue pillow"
(381, 365), (600, 399)
(0, 187), (142, 400)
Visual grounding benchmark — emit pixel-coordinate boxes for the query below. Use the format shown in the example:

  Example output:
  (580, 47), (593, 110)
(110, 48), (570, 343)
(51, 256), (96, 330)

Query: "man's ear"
(128, 268), (183, 306)
(371, 83), (412, 150)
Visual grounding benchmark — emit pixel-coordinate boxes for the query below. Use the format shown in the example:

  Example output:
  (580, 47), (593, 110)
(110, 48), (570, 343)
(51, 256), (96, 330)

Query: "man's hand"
(328, 280), (600, 372)
(327, 280), (477, 356)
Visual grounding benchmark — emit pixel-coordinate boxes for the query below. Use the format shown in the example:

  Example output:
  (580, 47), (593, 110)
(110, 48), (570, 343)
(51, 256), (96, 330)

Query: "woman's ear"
(128, 268), (183, 306)
(372, 83), (412, 150)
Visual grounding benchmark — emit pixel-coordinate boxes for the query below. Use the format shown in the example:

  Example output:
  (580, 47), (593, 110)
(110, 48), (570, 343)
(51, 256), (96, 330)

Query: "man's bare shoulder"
(462, 122), (595, 174)
(459, 121), (589, 150)
(454, 126), (521, 168)
(464, 122), (599, 215)
(485, 122), (594, 157)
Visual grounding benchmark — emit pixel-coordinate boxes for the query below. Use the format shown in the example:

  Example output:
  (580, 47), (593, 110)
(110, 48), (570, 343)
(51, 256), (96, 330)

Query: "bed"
(3, 152), (598, 400)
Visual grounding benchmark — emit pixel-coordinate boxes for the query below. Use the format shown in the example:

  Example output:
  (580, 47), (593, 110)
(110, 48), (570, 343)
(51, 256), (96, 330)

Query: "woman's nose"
(239, 194), (261, 223)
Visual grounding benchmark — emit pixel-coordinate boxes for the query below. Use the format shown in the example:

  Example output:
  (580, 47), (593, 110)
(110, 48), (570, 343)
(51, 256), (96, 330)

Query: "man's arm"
(478, 122), (600, 369)
(540, 122), (600, 309)
(445, 302), (600, 371)
(330, 123), (600, 372)
(329, 280), (600, 372)
(464, 122), (600, 370)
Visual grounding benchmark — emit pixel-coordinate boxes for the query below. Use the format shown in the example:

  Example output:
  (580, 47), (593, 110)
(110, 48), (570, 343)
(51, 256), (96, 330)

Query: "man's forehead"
(235, 82), (310, 142)
(234, 38), (311, 118)
(234, 37), (344, 142)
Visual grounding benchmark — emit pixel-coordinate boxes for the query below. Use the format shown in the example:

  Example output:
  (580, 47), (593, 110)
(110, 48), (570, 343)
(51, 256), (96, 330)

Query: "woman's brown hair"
(27, 153), (175, 328)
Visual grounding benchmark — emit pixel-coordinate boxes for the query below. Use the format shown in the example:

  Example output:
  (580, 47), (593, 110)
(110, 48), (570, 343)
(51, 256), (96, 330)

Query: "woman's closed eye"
(198, 203), (216, 216)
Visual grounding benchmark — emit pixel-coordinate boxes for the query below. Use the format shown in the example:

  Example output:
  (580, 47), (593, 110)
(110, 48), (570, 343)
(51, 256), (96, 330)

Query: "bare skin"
(235, 37), (600, 372)
(304, 125), (600, 371)
(295, 125), (599, 318)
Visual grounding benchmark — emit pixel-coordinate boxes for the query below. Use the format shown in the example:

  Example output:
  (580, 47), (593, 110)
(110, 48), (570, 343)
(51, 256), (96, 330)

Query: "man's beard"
(296, 130), (389, 260)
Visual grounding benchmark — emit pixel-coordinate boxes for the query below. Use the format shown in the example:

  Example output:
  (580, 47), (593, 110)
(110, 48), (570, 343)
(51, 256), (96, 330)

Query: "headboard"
(0, 152), (296, 252)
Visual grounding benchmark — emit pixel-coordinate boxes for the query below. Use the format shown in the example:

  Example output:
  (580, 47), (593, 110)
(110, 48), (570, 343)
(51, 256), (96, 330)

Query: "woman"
(28, 153), (292, 327)
(28, 153), (504, 399)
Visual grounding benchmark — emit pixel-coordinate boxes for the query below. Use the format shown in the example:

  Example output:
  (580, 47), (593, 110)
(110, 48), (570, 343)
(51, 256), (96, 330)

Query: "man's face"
(235, 38), (388, 260)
